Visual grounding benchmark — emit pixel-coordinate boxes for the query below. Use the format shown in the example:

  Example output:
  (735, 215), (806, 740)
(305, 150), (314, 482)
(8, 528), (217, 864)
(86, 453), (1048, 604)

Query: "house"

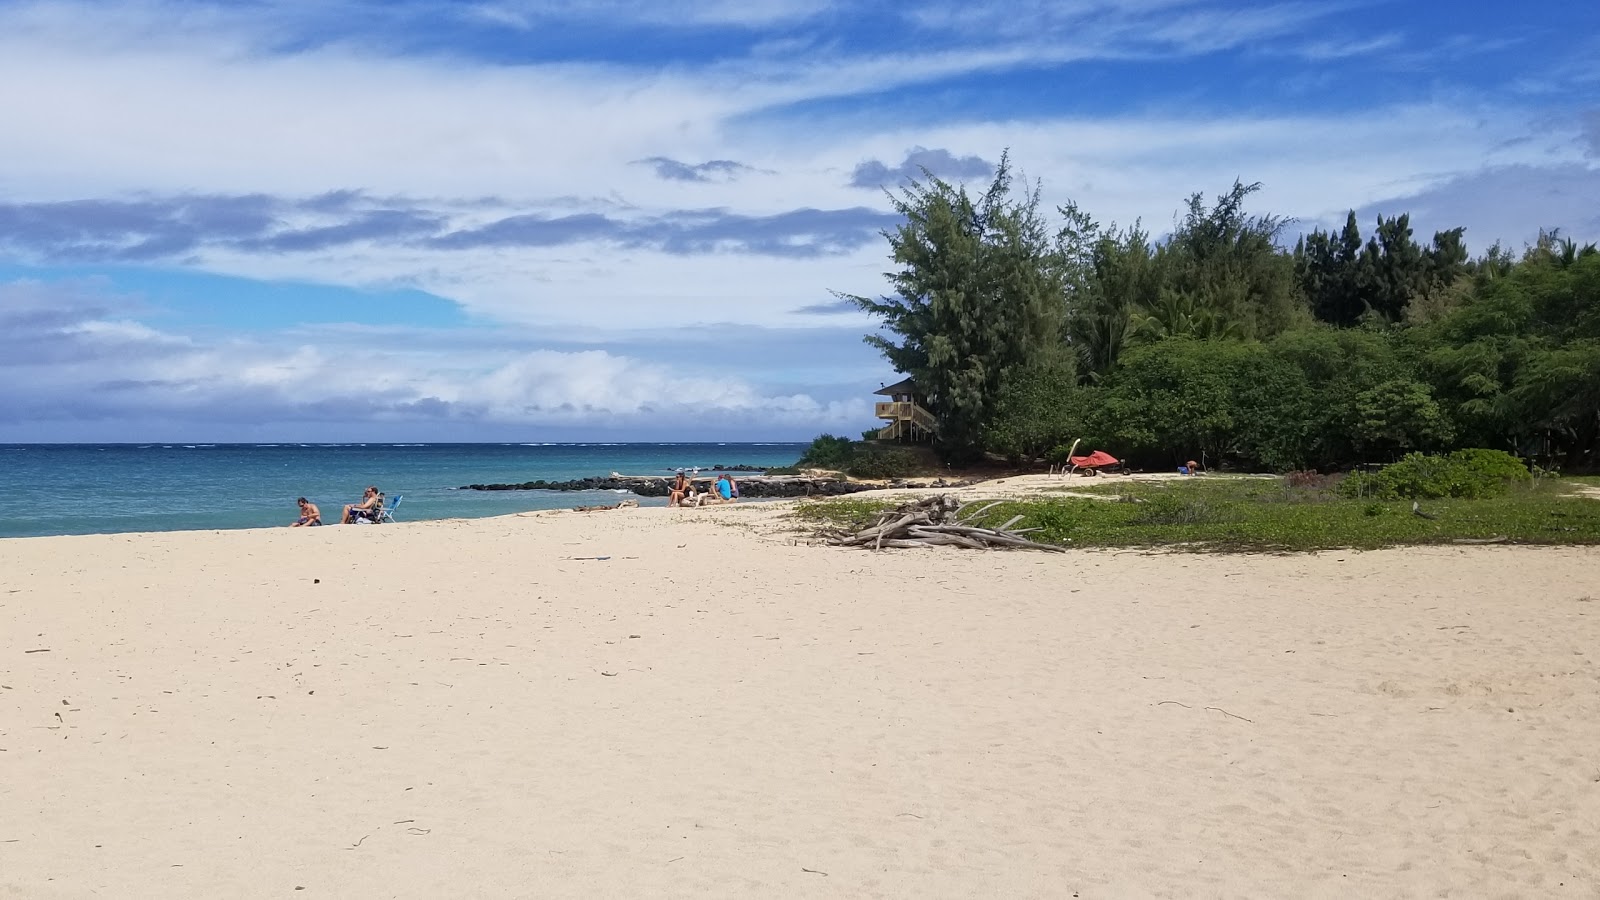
(873, 377), (937, 442)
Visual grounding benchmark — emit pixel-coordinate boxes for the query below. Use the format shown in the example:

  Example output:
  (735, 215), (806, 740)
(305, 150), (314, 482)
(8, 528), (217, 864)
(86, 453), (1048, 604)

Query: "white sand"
(2, 503), (1598, 898)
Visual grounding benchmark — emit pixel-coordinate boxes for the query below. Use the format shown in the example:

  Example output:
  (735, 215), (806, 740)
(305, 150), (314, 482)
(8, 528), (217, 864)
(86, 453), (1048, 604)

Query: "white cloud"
(0, 0), (1594, 348)
(0, 279), (871, 436)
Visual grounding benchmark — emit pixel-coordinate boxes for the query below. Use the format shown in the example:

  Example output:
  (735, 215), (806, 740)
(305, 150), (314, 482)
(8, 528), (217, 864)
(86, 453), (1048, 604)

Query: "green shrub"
(1448, 448), (1532, 485)
(1132, 493), (1218, 525)
(844, 447), (919, 479)
(793, 434), (920, 479)
(1339, 471), (1383, 498)
(1337, 449), (1529, 500)
(796, 434), (857, 470)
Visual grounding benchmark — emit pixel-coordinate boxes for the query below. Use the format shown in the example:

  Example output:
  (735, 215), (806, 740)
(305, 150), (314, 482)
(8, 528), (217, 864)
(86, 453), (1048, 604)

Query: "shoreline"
(0, 467), (1587, 544)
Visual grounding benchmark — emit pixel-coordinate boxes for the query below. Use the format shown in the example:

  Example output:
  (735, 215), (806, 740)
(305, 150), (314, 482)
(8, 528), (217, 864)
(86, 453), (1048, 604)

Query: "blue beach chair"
(375, 494), (402, 524)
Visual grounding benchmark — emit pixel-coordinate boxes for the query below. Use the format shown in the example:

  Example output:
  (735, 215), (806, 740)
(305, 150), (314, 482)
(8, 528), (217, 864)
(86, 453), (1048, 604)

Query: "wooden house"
(873, 377), (937, 442)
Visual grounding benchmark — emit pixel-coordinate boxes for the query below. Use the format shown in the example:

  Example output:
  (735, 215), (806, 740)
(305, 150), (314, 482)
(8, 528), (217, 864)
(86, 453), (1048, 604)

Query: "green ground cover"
(793, 476), (1600, 553)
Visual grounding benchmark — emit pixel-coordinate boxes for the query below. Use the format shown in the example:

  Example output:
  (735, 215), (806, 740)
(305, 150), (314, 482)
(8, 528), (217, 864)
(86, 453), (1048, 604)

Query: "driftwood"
(572, 499), (640, 512)
(832, 495), (1064, 552)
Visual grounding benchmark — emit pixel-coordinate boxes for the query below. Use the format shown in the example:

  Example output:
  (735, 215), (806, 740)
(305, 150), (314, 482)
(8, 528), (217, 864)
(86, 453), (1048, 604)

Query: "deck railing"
(874, 401), (937, 438)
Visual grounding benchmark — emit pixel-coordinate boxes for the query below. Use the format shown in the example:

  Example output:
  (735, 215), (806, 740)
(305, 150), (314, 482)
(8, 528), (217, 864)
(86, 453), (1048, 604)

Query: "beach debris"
(567, 555), (612, 561)
(829, 495), (1064, 552)
(573, 499), (640, 512)
(1206, 706), (1253, 723)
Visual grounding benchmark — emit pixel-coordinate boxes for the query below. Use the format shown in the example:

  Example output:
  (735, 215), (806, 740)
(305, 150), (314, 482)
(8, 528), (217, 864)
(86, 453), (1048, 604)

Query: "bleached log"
(831, 494), (1062, 553)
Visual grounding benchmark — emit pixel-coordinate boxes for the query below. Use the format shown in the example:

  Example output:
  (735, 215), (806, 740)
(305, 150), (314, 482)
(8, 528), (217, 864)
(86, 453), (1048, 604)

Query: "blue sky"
(2, 0), (1598, 441)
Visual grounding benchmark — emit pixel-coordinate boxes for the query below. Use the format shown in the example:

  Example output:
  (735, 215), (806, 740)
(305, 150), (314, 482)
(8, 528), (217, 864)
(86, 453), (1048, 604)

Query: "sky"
(2, 0), (1598, 442)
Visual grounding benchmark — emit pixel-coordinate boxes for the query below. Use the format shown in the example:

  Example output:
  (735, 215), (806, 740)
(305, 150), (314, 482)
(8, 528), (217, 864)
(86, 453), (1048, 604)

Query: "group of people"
(290, 485), (385, 526)
(668, 472), (738, 507)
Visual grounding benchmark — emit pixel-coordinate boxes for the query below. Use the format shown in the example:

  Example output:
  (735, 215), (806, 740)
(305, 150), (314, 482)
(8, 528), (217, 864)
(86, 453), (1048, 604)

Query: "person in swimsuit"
(291, 497), (322, 527)
(343, 486), (382, 523)
(668, 472), (690, 507)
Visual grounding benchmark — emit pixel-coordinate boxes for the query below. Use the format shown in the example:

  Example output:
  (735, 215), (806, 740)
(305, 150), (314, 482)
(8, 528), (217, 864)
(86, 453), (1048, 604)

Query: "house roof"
(874, 377), (918, 396)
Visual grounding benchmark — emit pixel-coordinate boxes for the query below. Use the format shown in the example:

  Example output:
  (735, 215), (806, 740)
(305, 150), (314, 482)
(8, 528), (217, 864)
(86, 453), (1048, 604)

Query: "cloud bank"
(0, 280), (869, 440)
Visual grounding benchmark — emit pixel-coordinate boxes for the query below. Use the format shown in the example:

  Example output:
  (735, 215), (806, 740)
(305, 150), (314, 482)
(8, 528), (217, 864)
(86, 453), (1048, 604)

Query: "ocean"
(0, 442), (810, 539)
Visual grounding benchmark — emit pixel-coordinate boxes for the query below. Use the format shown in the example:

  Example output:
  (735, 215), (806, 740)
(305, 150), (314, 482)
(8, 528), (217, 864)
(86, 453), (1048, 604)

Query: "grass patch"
(791, 497), (896, 530)
(792, 476), (1600, 552)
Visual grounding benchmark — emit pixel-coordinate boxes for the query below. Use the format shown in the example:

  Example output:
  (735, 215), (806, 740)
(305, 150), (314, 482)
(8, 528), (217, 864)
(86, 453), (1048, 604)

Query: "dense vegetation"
(839, 156), (1600, 472)
(794, 474), (1600, 553)
(793, 433), (922, 478)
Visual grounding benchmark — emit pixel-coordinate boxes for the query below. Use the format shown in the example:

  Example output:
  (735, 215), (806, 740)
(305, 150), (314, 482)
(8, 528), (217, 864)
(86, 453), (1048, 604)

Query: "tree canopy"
(845, 156), (1600, 471)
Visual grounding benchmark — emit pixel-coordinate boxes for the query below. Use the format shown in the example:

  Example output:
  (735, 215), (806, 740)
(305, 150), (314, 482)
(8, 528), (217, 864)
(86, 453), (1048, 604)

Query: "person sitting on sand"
(727, 476), (739, 500)
(342, 486), (382, 523)
(713, 474), (736, 503)
(669, 472), (690, 507)
(291, 497), (321, 527)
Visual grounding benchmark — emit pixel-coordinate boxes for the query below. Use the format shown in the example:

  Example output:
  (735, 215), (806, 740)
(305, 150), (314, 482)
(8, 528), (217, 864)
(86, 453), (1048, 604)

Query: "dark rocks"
(461, 477), (671, 496)
(739, 479), (876, 498)
(458, 476), (875, 498)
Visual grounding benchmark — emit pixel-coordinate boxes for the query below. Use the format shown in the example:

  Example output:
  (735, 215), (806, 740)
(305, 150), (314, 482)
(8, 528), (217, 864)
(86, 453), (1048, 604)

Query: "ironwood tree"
(841, 152), (1066, 461)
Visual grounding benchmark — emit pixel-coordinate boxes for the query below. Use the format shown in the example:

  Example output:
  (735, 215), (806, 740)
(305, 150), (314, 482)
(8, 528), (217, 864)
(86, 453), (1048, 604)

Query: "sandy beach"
(3, 500), (1598, 898)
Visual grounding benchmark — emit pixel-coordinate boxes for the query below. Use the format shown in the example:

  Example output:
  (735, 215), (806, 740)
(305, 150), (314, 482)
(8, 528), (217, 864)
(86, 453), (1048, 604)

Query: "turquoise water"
(0, 443), (808, 539)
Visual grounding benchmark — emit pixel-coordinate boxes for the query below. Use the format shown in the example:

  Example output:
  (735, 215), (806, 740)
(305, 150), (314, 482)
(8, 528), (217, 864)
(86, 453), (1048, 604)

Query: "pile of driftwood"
(832, 495), (1064, 552)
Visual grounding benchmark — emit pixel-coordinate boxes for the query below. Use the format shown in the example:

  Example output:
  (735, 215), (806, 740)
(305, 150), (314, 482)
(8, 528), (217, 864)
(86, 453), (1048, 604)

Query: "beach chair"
(375, 494), (401, 524)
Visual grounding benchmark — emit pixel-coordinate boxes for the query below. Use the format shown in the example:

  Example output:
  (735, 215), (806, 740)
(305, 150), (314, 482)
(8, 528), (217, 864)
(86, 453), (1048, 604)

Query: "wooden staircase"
(875, 401), (937, 442)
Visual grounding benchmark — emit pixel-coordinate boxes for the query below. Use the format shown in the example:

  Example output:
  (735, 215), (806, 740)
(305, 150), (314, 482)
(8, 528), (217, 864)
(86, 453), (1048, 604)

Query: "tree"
(983, 351), (1082, 463)
(1299, 212), (1467, 326)
(1266, 327), (1414, 467)
(1350, 379), (1454, 459)
(1363, 214), (1427, 322)
(1159, 180), (1300, 337)
(1065, 221), (1157, 381)
(1094, 339), (1260, 466)
(1296, 211), (1371, 327)
(1510, 342), (1600, 468)
(842, 153), (1066, 460)
(1131, 287), (1244, 342)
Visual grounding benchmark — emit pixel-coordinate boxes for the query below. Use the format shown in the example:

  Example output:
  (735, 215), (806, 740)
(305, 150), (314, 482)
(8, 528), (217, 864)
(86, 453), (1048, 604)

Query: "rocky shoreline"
(458, 475), (877, 498)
